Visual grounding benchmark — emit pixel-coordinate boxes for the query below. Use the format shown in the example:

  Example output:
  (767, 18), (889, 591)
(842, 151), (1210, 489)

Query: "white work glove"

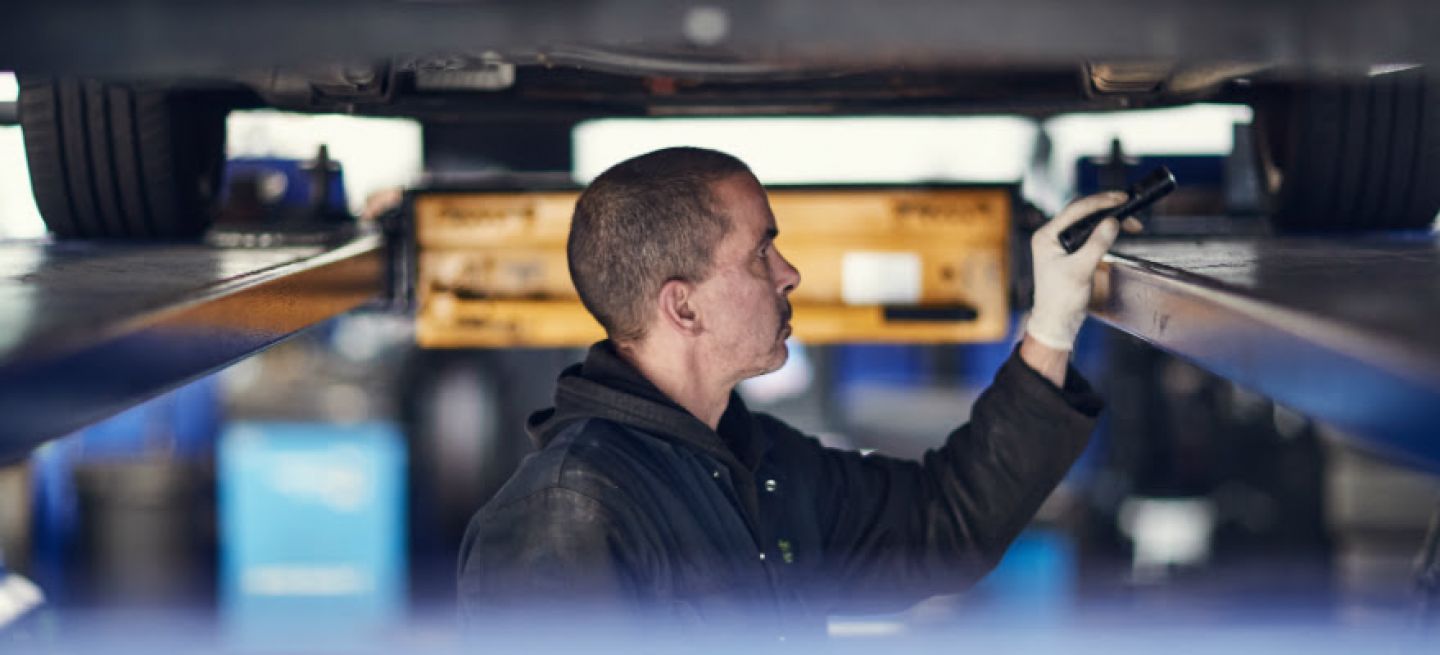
(1026, 192), (1140, 351)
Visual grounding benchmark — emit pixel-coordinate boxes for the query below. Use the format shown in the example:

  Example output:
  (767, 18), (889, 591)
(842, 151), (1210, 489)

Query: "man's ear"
(657, 278), (701, 335)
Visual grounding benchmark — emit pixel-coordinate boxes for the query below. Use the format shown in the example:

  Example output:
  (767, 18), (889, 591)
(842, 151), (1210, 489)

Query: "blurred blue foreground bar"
(218, 422), (407, 649)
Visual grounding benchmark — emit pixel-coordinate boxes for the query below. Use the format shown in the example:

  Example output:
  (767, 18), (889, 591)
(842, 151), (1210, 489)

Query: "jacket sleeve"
(457, 486), (650, 629)
(793, 346), (1102, 613)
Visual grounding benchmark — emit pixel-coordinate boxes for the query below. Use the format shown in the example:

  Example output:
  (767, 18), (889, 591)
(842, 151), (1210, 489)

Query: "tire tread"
(1267, 71), (1440, 232)
(17, 78), (226, 239)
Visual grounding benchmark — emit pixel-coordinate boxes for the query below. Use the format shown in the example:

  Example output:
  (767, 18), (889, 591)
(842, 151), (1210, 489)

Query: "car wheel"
(19, 78), (229, 240)
(1254, 69), (1440, 232)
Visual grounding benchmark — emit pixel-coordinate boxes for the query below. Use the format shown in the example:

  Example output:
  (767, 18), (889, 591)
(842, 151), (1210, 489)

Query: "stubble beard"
(771, 300), (793, 368)
(777, 299), (793, 339)
(743, 299), (793, 379)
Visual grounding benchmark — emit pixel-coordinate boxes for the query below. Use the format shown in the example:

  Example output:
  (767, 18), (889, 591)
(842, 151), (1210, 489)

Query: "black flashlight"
(1058, 165), (1177, 254)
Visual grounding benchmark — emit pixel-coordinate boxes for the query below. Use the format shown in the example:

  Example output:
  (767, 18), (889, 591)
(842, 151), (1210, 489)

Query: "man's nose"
(777, 251), (800, 294)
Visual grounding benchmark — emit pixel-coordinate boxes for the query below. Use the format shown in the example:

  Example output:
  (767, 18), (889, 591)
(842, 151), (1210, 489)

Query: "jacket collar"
(527, 341), (769, 473)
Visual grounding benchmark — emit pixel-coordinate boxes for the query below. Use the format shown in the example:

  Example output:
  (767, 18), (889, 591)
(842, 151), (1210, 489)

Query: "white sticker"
(841, 252), (922, 305)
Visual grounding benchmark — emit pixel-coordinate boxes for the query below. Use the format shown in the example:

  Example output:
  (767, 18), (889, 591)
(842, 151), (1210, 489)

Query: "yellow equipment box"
(415, 186), (1013, 348)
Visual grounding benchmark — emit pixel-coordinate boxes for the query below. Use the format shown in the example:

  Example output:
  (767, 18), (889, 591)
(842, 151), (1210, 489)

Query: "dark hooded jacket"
(458, 340), (1101, 636)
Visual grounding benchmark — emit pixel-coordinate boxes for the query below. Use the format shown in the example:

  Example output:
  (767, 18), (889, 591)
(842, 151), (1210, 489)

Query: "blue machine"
(219, 422), (406, 649)
(219, 152), (350, 228)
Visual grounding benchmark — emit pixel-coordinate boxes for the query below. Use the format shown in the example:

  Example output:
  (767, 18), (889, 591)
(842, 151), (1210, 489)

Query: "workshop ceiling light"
(574, 116), (1037, 185)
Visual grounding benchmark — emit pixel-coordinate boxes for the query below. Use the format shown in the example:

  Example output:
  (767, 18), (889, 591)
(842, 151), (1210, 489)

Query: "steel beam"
(1093, 237), (1440, 472)
(0, 235), (384, 461)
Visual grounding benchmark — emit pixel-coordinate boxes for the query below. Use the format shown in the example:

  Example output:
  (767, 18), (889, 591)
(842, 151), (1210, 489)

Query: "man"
(458, 147), (1132, 636)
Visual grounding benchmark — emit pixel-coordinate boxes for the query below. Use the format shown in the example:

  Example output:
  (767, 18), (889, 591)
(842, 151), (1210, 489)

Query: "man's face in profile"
(693, 173), (801, 380)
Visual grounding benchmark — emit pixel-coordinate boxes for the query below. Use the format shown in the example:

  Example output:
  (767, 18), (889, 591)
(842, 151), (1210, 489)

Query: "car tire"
(19, 78), (229, 240)
(1254, 70), (1440, 232)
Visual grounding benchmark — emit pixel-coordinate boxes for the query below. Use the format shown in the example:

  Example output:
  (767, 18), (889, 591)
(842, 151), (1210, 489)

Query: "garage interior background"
(0, 68), (1437, 648)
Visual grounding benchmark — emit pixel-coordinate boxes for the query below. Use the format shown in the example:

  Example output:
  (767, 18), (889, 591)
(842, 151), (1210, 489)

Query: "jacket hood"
(526, 341), (768, 472)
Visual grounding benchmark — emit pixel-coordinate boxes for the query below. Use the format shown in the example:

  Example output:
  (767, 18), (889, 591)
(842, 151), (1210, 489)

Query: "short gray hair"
(568, 147), (752, 342)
